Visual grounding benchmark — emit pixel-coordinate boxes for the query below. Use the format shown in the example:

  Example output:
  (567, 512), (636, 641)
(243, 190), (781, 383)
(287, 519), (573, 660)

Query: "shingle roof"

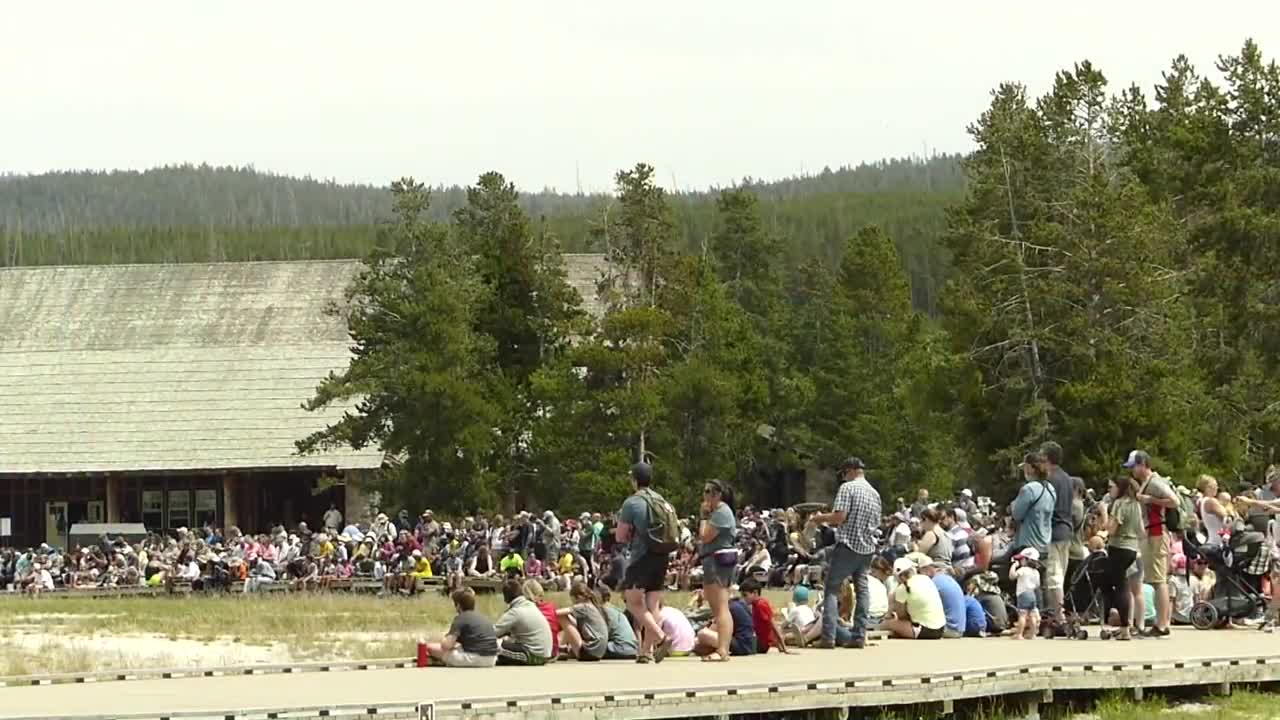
(0, 255), (608, 475)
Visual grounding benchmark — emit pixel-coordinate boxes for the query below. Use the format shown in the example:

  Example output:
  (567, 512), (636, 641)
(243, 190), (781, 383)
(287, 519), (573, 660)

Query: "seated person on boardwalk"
(493, 578), (554, 665)
(882, 557), (946, 640)
(557, 580), (610, 661)
(426, 588), (499, 668)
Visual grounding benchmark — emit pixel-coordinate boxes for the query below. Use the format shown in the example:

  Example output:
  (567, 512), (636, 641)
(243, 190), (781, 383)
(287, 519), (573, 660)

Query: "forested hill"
(0, 156), (964, 231)
(0, 157), (964, 313)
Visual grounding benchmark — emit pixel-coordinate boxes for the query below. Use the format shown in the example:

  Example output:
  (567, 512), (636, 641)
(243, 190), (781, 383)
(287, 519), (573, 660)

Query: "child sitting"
(1009, 548), (1041, 639)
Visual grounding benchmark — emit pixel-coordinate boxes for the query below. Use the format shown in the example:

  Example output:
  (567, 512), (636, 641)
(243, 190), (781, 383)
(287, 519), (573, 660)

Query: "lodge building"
(0, 256), (608, 548)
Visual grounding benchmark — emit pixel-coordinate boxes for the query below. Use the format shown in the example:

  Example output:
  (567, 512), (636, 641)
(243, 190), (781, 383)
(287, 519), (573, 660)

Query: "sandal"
(701, 652), (730, 662)
(654, 635), (673, 664)
(636, 655), (653, 664)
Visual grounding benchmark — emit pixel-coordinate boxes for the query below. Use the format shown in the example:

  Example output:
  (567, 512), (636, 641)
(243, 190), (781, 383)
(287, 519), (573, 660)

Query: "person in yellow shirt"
(412, 550), (434, 579)
(556, 551), (577, 590)
(314, 534), (335, 560)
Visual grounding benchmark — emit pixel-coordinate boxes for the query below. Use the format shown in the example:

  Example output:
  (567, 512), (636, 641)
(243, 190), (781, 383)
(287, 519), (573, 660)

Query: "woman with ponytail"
(557, 580), (608, 660)
(697, 479), (737, 662)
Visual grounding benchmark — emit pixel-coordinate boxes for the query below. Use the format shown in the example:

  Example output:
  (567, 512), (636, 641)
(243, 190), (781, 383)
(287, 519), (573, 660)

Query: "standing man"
(807, 457), (882, 649)
(1124, 450), (1177, 637)
(615, 462), (674, 663)
(910, 489), (930, 519)
(322, 503), (343, 534)
(1040, 441), (1074, 636)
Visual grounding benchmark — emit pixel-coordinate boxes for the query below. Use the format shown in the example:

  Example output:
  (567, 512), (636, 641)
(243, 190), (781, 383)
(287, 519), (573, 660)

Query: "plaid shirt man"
(833, 475), (881, 555)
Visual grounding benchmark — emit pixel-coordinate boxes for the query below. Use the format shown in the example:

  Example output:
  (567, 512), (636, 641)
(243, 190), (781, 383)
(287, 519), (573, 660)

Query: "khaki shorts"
(444, 648), (498, 668)
(1143, 533), (1170, 585)
(1044, 542), (1071, 592)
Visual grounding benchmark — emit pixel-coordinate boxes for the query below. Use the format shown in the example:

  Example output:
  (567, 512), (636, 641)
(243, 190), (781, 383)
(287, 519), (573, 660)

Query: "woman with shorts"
(698, 479), (737, 662)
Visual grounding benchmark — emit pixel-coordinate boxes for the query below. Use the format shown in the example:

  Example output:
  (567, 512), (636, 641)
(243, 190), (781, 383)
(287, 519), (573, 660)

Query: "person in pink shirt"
(655, 599), (696, 656)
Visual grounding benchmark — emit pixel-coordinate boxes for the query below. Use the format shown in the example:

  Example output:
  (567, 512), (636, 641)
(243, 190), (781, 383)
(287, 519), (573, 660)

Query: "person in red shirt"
(523, 579), (561, 659)
(740, 578), (791, 654)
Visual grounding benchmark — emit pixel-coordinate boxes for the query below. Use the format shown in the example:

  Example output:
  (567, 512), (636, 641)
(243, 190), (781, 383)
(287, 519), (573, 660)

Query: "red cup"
(417, 640), (430, 667)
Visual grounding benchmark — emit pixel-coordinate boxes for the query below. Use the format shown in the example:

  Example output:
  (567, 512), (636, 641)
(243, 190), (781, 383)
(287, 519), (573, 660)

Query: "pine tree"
(1112, 40), (1280, 478)
(944, 64), (1209, 487)
(296, 179), (499, 511)
(453, 171), (584, 507)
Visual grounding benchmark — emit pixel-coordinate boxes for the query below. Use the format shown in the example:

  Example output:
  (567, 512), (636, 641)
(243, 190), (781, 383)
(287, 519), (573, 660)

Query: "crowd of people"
(4, 446), (1280, 668)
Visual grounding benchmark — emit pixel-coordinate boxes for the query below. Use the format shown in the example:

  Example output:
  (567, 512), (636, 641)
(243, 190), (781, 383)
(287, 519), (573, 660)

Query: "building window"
(142, 491), (163, 530)
(167, 490), (191, 530)
(194, 489), (218, 529)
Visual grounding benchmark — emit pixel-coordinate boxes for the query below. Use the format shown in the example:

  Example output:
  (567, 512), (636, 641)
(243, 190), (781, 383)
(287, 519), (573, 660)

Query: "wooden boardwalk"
(1, 629), (1277, 719)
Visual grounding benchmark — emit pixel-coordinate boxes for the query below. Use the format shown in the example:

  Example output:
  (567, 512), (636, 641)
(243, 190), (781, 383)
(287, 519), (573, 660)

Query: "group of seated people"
(428, 576), (804, 668)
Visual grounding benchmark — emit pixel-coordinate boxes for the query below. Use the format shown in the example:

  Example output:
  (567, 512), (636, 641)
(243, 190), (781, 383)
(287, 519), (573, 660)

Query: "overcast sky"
(5, 1), (1277, 192)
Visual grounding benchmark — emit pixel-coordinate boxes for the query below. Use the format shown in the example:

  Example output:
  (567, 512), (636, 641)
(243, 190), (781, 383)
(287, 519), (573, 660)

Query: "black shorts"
(621, 553), (669, 592)
(913, 624), (944, 640)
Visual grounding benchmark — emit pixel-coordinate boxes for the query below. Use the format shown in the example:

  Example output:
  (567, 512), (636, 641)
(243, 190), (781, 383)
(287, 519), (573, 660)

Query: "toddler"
(1009, 547), (1041, 639)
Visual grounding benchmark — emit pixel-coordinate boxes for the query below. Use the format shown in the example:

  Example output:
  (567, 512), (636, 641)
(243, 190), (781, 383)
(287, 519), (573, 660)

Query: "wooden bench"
(462, 577), (503, 593)
(45, 586), (164, 599)
(351, 577), (383, 593)
(168, 580), (193, 595)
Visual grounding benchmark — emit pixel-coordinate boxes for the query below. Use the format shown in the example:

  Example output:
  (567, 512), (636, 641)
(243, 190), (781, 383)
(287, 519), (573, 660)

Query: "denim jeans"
(823, 544), (872, 644)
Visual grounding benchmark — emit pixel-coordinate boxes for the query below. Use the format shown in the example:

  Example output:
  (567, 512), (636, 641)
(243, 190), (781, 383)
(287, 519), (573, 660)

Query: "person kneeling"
(882, 558), (945, 640)
(426, 588), (498, 668)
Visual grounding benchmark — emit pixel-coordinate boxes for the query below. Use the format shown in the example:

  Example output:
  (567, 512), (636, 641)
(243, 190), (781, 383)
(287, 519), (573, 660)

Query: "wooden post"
(106, 476), (121, 523)
(222, 475), (238, 530)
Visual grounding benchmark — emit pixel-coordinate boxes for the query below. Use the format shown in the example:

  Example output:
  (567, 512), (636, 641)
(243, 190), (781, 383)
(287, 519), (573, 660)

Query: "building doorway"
(45, 501), (68, 548)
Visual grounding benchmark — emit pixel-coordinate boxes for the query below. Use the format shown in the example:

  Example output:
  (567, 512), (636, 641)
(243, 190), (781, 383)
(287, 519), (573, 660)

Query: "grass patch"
(0, 588), (790, 673)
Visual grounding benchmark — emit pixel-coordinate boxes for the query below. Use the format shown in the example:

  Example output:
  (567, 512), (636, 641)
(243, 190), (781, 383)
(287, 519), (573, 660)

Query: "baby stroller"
(1184, 527), (1268, 630)
(1060, 550), (1108, 639)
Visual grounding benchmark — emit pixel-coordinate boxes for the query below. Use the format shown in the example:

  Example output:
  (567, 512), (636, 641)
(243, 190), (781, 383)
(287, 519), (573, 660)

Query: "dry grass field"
(0, 589), (792, 676)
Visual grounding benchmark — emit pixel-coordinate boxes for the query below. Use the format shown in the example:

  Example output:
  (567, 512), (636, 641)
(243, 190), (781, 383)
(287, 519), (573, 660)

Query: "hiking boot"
(815, 638), (837, 649)
(845, 638), (866, 649)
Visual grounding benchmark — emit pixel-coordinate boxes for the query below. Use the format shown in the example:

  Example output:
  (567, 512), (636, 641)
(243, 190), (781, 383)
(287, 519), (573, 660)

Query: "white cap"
(961, 489), (973, 498)
(893, 557), (915, 575)
(1016, 547), (1040, 562)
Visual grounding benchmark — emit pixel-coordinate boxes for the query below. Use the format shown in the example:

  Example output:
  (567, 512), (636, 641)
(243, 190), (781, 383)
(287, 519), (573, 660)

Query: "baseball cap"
(906, 551), (932, 568)
(631, 462), (653, 483)
(839, 457), (866, 472)
(961, 488), (973, 498)
(1122, 450), (1151, 469)
(1015, 547), (1040, 562)
(893, 557), (915, 575)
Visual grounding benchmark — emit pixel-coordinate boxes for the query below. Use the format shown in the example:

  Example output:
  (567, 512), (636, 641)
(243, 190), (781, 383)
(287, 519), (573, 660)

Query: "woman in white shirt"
(1196, 475), (1230, 546)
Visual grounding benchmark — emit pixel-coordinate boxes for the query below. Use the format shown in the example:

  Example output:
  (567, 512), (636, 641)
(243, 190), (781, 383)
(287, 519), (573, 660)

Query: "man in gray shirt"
(615, 462), (674, 662)
(1041, 441), (1075, 633)
(494, 579), (553, 665)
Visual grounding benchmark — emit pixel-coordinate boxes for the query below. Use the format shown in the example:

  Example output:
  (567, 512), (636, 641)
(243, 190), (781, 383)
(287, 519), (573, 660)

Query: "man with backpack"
(1125, 449), (1178, 637)
(615, 462), (676, 663)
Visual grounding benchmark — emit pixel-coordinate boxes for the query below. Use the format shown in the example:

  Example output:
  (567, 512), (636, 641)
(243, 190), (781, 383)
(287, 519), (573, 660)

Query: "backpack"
(639, 488), (681, 556)
(1170, 490), (1197, 534)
